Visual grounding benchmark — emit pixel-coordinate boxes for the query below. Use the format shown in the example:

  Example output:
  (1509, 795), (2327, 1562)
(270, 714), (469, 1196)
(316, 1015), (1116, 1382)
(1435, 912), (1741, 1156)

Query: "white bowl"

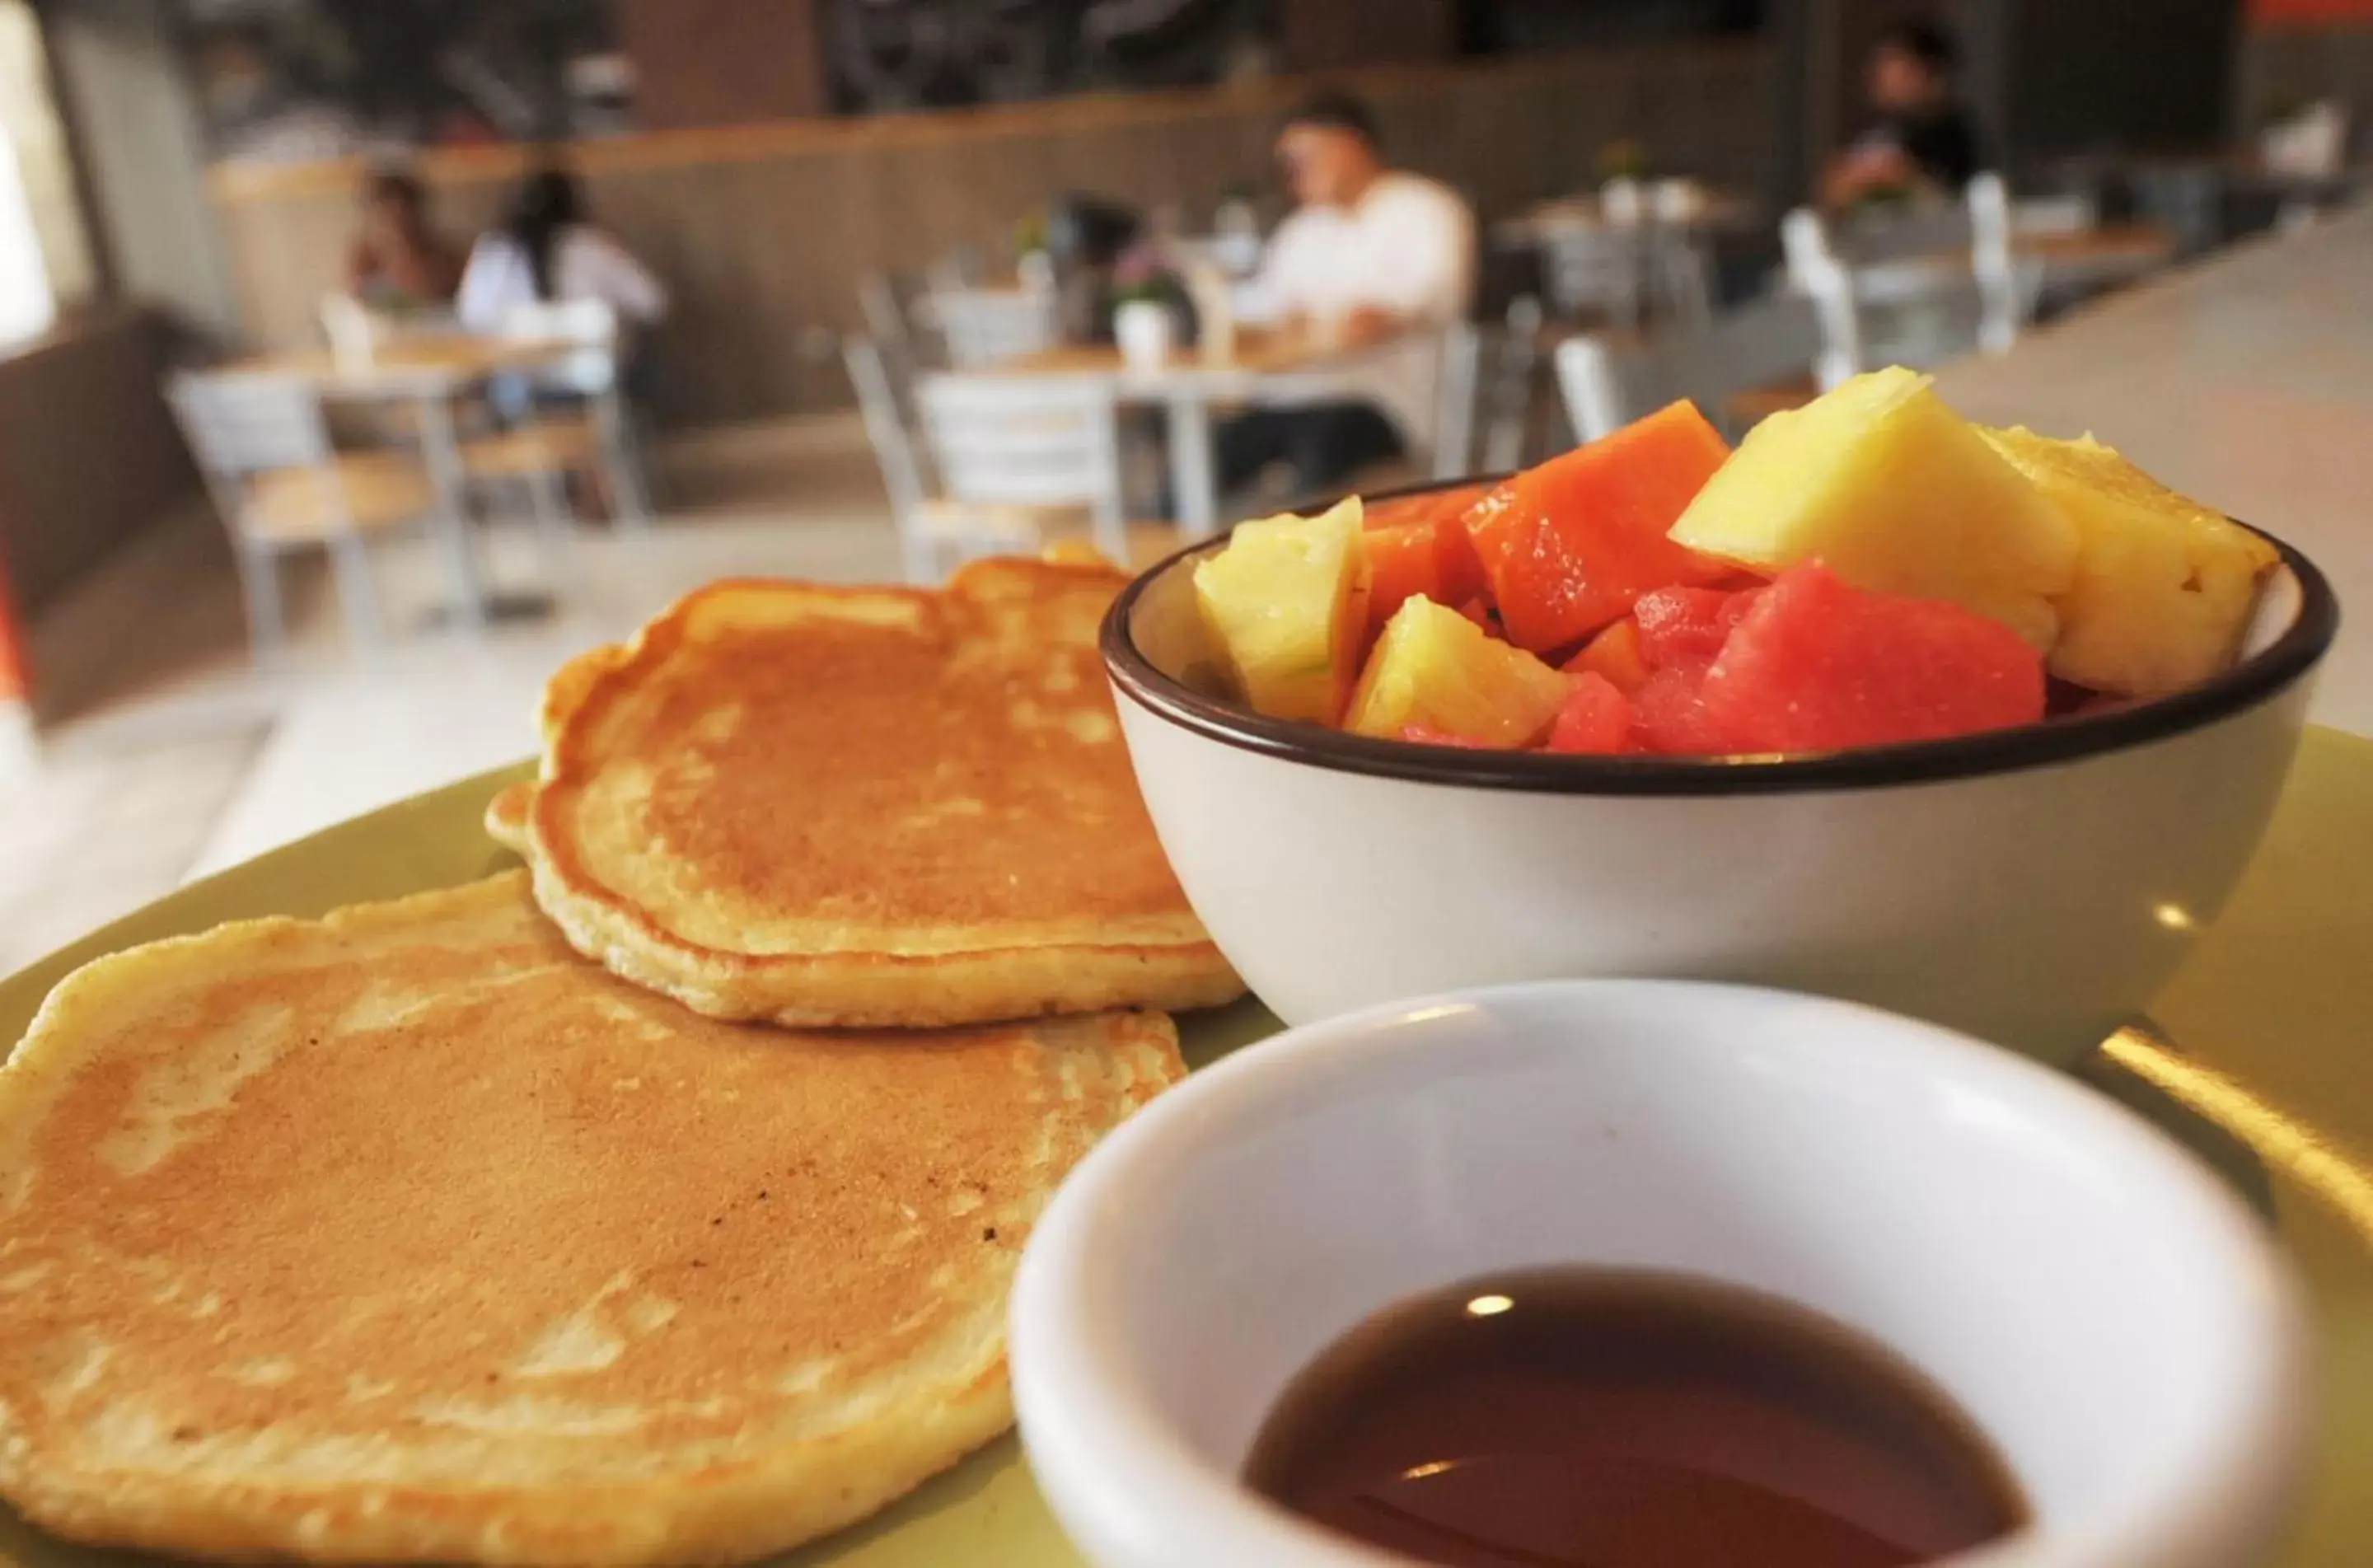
(1011, 981), (2311, 1568)
(1103, 506), (2336, 1064)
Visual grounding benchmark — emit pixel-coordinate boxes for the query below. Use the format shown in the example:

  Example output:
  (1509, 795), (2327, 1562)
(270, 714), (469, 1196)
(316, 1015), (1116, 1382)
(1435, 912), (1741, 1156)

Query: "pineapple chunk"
(1193, 498), (1374, 723)
(1984, 427), (2279, 696)
(1346, 596), (1572, 747)
(1669, 367), (2079, 648)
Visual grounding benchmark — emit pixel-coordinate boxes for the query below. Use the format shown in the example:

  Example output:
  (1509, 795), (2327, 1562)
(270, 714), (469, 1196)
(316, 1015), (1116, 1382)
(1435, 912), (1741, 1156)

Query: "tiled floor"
(0, 413), (906, 971)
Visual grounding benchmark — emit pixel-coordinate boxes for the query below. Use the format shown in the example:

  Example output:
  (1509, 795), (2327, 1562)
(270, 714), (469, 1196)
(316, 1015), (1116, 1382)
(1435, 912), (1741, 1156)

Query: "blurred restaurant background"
(0, 0), (2369, 964)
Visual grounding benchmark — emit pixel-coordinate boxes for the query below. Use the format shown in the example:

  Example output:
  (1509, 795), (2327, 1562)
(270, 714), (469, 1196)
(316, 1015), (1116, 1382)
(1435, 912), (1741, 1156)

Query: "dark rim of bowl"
(1099, 478), (2342, 797)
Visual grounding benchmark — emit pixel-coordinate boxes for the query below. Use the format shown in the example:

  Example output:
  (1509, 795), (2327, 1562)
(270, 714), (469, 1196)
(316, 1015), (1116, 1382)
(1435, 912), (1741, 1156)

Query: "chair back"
(844, 335), (929, 527)
(1780, 208), (1863, 388)
(1556, 293), (1825, 444)
(915, 371), (1122, 526)
(1480, 295), (1544, 474)
(1828, 202), (1975, 267)
(1430, 321), (1483, 481)
(318, 293), (385, 363)
(1538, 221), (1646, 327)
(859, 273), (915, 356)
(929, 286), (1060, 367)
(1650, 233), (1716, 329)
(166, 371), (335, 478)
(2012, 193), (2097, 236)
(1966, 172), (2027, 354)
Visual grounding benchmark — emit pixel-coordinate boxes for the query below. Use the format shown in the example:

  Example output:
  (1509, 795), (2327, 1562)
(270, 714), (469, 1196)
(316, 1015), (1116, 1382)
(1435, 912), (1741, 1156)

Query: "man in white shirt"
(1221, 92), (1476, 498)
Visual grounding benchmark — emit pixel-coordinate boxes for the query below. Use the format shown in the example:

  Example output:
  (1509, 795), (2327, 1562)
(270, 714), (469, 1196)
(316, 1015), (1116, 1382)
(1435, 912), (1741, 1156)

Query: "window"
(0, 0), (96, 342)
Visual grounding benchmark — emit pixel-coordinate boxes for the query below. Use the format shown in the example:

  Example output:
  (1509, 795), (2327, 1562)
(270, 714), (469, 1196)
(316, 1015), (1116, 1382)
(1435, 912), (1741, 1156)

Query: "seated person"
(1220, 91), (1475, 498)
(457, 167), (667, 339)
(344, 170), (462, 311)
(1824, 21), (1985, 210)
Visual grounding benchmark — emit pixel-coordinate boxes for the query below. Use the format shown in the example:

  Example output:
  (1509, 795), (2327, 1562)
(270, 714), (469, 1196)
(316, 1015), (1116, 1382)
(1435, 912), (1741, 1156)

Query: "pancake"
(486, 779), (534, 851)
(0, 873), (1185, 1565)
(516, 558), (1243, 1028)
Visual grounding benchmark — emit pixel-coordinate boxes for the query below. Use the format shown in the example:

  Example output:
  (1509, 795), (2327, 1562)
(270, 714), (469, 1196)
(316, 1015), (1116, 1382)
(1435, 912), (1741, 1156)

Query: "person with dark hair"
(1218, 89), (1476, 498)
(343, 169), (461, 309)
(456, 165), (667, 334)
(1823, 20), (1985, 208)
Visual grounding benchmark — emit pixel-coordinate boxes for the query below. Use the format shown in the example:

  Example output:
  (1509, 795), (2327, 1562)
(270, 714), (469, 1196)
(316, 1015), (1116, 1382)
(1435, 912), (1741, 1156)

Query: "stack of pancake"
(0, 557), (1241, 1564)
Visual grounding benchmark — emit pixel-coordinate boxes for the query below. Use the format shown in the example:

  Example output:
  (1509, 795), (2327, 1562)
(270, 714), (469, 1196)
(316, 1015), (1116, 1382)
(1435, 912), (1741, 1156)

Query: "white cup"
(1654, 176), (1706, 223)
(1600, 176), (1646, 227)
(1113, 298), (1175, 371)
(1013, 982), (2312, 1568)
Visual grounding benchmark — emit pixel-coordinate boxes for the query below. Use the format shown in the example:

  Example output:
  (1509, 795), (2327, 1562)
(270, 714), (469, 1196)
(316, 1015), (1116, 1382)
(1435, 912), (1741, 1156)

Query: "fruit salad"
(1189, 368), (2281, 758)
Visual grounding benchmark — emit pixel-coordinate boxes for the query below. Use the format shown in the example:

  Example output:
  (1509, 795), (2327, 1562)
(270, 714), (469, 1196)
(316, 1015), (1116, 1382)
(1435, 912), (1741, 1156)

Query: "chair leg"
(597, 392), (654, 534)
(526, 466), (574, 577)
(898, 525), (938, 586)
(430, 508), (489, 632)
(236, 540), (288, 671)
(326, 532), (387, 658)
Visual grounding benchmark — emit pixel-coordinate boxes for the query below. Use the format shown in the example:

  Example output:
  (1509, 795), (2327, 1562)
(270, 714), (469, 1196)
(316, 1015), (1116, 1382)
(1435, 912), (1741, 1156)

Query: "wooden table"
(2010, 222), (2179, 293)
(989, 328), (1402, 536)
(232, 334), (573, 397)
(223, 335), (577, 627)
(1493, 189), (1761, 246)
(1933, 206), (2373, 737)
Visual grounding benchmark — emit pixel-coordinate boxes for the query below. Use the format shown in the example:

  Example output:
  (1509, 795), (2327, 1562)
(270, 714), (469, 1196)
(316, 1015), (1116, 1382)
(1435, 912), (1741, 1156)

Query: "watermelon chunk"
(1465, 402), (1734, 653)
(1630, 666), (1726, 755)
(1543, 673), (1636, 755)
(1700, 563), (2047, 753)
(1633, 585), (1765, 669)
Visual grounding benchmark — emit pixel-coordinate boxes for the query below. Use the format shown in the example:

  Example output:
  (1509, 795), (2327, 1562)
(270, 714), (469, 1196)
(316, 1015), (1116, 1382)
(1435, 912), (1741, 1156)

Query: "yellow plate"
(5, 733), (2372, 1566)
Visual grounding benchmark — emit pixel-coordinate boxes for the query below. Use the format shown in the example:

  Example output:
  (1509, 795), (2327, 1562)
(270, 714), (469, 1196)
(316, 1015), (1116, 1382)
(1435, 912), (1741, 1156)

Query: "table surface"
(226, 334), (572, 393)
(1935, 205), (2373, 737)
(994, 325), (1381, 386)
(1500, 189), (1761, 236)
(2014, 222), (2176, 264)
(2, 730), (2371, 1567)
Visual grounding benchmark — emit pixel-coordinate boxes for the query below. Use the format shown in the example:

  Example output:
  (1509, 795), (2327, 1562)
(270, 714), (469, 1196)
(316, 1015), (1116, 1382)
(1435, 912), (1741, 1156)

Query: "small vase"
(1114, 299), (1174, 370)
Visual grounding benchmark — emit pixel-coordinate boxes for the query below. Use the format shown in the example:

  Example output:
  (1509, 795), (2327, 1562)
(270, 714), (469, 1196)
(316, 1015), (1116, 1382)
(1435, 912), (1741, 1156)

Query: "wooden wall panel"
(616, 0), (828, 129)
(0, 307), (199, 698)
(2240, 14), (2373, 126)
(208, 44), (1780, 427)
(1280, 0), (1458, 71)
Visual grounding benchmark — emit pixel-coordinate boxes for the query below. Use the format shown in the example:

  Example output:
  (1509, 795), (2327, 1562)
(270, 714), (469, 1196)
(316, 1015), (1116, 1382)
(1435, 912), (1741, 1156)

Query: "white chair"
(1555, 293), (1827, 445)
(167, 370), (459, 664)
(466, 298), (653, 534)
(2011, 193), (2098, 237)
(1538, 220), (1647, 329)
(1966, 173), (2038, 355)
(845, 335), (939, 580)
(1780, 208), (1863, 388)
(1480, 295), (1545, 475)
(919, 370), (1126, 553)
(929, 285), (1060, 367)
(850, 336), (1129, 582)
(1649, 230), (1717, 329)
(1430, 321), (1483, 482)
(1786, 185), (2037, 375)
(319, 294), (386, 367)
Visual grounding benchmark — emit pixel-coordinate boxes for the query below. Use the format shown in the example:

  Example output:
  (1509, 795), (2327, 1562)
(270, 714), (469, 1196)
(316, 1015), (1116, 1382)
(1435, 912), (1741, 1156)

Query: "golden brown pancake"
(515, 559), (1243, 1028)
(485, 778), (534, 851)
(0, 873), (1184, 1565)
